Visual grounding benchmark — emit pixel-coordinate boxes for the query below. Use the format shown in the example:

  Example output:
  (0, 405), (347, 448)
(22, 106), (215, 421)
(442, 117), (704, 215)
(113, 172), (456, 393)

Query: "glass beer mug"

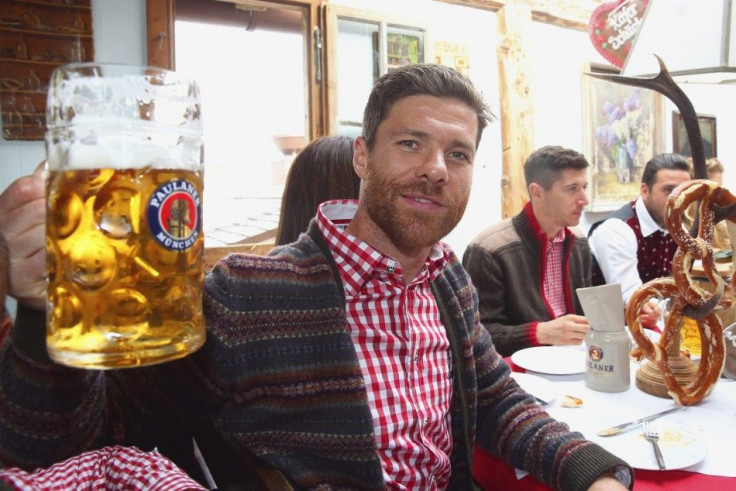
(45, 63), (205, 369)
(680, 316), (702, 357)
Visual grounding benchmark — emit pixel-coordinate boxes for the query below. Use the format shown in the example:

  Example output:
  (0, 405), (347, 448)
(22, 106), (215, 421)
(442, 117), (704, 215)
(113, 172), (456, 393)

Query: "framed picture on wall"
(672, 111), (716, 159)
(581, 62), (665, 211)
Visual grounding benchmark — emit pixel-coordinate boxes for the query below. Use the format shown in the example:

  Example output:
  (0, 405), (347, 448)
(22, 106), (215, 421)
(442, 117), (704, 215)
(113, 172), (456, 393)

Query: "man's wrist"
(529, 321), (543, 346)
(603, 464), (633, 489)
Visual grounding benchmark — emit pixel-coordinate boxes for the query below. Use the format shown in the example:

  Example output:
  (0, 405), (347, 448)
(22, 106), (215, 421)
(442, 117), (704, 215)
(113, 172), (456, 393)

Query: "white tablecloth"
(524, 360), (736, 478)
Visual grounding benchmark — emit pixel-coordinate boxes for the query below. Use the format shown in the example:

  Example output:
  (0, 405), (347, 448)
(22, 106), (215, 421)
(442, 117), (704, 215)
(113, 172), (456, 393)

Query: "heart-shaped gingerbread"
(588, 0), (650, 68)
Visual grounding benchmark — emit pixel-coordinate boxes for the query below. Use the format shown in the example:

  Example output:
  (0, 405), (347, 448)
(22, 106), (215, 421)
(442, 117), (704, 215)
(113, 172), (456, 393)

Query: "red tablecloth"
(472, 358), (735, 489)
(473, 446), (736, 490)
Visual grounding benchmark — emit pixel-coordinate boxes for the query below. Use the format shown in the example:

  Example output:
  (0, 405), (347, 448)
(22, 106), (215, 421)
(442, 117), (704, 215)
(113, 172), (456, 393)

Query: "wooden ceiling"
(438, 0), (606, 31)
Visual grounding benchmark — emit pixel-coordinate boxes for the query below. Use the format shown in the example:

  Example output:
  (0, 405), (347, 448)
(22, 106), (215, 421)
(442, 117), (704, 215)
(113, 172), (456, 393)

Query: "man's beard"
(644, 197), (666, 228)
(360, 171), (469, 251)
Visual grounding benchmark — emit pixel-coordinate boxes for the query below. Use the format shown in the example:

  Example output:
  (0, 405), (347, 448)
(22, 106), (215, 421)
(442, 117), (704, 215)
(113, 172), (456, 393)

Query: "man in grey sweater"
(463, 146), (592, 357)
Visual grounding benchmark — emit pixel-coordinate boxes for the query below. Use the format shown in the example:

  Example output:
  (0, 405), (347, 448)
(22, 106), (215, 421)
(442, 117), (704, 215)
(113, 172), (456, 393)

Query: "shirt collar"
(315, 199), (451, 293)
(523, 201), (571, 243)
(550, 226), (567, 244)
(634, 196), (667, 236)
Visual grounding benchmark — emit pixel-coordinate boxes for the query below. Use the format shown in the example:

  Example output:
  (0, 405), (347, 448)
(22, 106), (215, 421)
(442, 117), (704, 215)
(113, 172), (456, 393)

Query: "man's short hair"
(641, 153), (690, 188)
(706, 157), (723, 175)
(523, 145), (589, 190)
(362, 63), (494, 149)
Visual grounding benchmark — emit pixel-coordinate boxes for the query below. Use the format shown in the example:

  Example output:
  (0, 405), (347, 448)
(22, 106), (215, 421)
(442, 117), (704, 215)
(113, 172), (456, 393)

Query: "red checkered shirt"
(543, 227), (568, 318)
(0, 446), (205, 490)
(317, 200), (453, 490)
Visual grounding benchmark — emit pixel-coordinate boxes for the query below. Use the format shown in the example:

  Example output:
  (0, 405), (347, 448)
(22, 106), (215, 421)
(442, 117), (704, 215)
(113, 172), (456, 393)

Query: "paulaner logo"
(147, 179), (201, 251)
(589, 345), (603, 362)
(587, 345), (614, 373)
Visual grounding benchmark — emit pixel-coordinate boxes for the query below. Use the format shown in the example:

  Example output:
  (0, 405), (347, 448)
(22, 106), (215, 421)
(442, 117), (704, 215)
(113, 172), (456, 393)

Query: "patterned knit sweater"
(0, 224), (629, 490)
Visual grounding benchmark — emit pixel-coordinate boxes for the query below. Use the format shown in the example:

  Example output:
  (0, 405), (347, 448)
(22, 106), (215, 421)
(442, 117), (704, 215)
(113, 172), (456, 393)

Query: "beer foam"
(65, 139), (180, 170)
(47, 118), (202, 171)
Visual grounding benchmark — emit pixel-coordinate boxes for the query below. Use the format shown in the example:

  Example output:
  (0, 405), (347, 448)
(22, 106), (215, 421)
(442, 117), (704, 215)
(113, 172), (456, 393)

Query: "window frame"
(146, 0), (324, 139)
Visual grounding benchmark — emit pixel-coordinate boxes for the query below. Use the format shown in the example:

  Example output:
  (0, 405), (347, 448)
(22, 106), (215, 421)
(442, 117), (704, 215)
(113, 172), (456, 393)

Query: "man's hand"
(0, 165), (46, 311)
(640, 301), (661, 329)
(536, 314), (589, 346)
(587, 473), (630, 490)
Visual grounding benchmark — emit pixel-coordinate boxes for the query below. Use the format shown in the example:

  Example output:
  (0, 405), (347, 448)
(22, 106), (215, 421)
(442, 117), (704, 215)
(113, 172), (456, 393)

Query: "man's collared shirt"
(316, 199), (453, 490)
(544, 228), (567, 318)
(523, 203), (572, 320)
(589, 196), (668, 303)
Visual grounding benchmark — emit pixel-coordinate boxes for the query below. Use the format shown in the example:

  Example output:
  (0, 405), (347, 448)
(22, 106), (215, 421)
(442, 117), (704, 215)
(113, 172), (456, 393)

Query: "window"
(322, 4), (427, 135)
(147, 0), (321, 247)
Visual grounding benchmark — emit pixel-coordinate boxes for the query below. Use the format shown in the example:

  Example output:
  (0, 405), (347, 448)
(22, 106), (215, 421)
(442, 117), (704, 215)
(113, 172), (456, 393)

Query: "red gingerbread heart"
(588, 0), (650, 68)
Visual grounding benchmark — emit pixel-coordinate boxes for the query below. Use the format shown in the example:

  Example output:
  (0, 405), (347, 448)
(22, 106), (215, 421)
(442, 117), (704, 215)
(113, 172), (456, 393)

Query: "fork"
(643, 421), (666, 470)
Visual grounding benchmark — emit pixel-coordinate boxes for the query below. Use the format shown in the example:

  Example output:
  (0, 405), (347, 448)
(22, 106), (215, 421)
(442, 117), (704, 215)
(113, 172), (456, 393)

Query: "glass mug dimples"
(45, 63), (205, 369)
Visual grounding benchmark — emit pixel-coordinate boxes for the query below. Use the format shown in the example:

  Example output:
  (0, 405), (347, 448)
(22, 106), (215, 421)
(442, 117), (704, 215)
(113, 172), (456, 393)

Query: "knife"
(596, 406), (685, 437)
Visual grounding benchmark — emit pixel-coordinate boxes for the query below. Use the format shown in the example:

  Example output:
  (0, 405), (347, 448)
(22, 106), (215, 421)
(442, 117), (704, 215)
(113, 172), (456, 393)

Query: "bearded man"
(0, 64), (632, 490)
(588, 153), (691, 327)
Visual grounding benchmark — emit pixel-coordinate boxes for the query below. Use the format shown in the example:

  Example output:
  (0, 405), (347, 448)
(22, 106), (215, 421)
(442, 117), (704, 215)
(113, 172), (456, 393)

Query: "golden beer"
(46, 168), (204, 368)
(680, 316), (702, 357)
(45, 63), (205, 369)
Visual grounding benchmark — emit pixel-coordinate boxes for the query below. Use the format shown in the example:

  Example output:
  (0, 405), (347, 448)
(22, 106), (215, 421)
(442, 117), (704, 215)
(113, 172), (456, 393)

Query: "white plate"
(596, 425), (707, 471)
(509, 372), (558, 404)
(511, 346), (586, 375)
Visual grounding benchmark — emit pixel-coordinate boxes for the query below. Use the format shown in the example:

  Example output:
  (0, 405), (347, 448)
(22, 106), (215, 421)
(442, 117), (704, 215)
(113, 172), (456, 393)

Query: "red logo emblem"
(146, 179), (201, 250)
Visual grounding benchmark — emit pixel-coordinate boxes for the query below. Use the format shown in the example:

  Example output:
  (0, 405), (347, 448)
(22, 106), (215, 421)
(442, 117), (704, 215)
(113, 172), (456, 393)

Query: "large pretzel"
(588, 56), (734, 406)
(626, 180), (728, 406)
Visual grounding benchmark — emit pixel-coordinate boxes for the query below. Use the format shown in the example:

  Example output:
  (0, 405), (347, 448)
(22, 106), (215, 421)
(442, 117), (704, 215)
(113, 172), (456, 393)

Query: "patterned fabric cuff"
(613, 464), (634, 489)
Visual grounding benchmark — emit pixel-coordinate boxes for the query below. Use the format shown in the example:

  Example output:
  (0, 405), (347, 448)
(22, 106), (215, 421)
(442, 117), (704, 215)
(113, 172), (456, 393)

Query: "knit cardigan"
(462, 204), (592, 357)
(0, 223), (627, 490)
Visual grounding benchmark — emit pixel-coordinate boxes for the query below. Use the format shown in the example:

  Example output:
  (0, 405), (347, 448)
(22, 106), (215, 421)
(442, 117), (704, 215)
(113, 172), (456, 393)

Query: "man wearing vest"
(588, 153), (691, 328)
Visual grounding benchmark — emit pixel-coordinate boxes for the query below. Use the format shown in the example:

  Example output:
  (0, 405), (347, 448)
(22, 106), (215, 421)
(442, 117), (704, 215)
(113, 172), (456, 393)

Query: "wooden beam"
(496, 2), (533, 218)
(436, 0), (602, 31)
(146, 0), (175, 69)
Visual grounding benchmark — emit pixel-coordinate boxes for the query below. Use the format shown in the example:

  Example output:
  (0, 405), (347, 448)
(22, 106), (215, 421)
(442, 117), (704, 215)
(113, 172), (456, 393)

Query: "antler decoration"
(587, 56), (734, 405)
(586, 55), (706, 178)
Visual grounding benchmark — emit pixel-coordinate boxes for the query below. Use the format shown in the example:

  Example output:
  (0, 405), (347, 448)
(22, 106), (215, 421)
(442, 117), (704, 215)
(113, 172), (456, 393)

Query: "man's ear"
(640, 181), (649, 198)
(528, 182), (542, 200)
(353, 136), (369, 179)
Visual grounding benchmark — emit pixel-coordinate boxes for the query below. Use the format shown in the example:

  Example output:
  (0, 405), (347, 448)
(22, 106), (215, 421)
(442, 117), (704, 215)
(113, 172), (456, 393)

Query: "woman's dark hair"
(275, 135), (360, 245)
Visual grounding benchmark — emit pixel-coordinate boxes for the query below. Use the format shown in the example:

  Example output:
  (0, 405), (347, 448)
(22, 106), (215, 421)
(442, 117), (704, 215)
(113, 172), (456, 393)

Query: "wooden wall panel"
(0, 0), (93, 140)
(437, 0), (604, 31)
(146, 0), (175, 70)
(496, 2), (534, 218)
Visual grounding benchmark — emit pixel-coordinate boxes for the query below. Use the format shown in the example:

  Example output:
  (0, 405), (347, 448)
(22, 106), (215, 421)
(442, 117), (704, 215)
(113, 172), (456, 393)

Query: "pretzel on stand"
(626, 180), (728, 406)
(587, 56), (734, 406)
